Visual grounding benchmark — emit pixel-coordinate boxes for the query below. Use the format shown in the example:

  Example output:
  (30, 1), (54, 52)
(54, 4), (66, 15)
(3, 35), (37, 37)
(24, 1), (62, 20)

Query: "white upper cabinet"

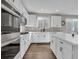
(27, 15), (37, 27)
(37, 16), (51, 29)
(51, 16), (61, 27)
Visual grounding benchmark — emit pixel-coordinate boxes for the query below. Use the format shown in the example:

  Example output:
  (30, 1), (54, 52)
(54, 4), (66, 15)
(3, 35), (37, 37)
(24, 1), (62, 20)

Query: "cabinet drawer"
(56, 39), (64, 47)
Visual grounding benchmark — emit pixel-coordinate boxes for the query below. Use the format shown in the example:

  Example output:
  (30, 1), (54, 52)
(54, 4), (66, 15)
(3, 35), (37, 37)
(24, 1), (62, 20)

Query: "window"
(66, 18), (78, 34)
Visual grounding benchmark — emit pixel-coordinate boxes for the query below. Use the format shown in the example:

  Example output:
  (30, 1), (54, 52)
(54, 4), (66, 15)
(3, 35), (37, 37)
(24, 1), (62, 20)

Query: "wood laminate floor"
(23, 43), (57, 59)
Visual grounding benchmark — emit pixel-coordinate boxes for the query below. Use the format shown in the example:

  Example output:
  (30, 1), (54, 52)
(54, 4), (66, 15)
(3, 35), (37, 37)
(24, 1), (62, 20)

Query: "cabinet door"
(20, 35), (31, 58)
(57, 16), (61, 27)
(51, 16), (61, 27)
(52, 37), (57, 55)
(20, 37), (25, 58)
(51, 16), (57, 27)
(32, 33), (41, 43)
(56, 39), (72, 59)
(56, 38), (63, 59)
(51, 17), (53, 27)
(62, 41), (72, 59)
(37, 16), (50, 28)
(29, 15), (37, 27)
(41, 34), (46, 42)
(57, 46), (63, 59)
(72, 46), (78, 59)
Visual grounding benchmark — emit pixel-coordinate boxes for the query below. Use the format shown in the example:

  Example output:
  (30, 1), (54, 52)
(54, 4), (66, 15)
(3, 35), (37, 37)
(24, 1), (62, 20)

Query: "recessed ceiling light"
(56, 10), (59, 12)
(38, 17), (43, 20)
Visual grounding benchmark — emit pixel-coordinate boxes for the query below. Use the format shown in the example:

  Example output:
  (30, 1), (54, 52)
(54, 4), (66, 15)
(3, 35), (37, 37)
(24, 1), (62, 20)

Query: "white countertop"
(52, 32), (78, 45)
(65, 34), (78, 45)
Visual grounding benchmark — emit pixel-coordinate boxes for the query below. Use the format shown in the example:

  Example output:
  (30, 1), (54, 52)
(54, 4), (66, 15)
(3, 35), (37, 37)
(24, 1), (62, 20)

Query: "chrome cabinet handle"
(60, 41), (63, 44)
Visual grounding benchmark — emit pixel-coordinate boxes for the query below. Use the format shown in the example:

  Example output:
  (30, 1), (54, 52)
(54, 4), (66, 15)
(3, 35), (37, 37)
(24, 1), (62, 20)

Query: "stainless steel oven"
(1, 9), (20, 34)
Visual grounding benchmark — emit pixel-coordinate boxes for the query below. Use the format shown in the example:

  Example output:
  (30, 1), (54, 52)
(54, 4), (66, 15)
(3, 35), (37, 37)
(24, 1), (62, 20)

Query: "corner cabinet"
(50, 37), (78, 59)
(51, 16), (61, 27)
(56, 39), (72, 59)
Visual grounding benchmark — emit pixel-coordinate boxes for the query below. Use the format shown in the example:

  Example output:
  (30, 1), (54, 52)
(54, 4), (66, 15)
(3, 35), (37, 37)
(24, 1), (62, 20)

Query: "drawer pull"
(60, 41), (63, 44)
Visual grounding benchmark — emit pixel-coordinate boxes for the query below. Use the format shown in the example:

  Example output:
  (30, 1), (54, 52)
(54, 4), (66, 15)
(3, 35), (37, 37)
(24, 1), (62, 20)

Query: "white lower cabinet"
(72, 46), (78, 59)
(50, 37), (78, 59)
(56, 39), (63, 59)
(20, 37), (24, 58)
(56, 39), (73, 59)
(62, 41), (72, 59)
(31, 32), (49, 43)
(50, 37), (57, 55)
(20, 34), (31, 59)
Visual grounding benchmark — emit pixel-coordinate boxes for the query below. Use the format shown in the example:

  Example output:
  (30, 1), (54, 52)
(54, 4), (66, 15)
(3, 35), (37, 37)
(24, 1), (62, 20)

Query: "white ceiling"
(22, 0), (78, 15)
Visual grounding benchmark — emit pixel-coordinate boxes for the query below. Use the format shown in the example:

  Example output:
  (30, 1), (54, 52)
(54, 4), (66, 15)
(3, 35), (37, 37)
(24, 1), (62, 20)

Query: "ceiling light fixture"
(56, 10), (59, 12)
